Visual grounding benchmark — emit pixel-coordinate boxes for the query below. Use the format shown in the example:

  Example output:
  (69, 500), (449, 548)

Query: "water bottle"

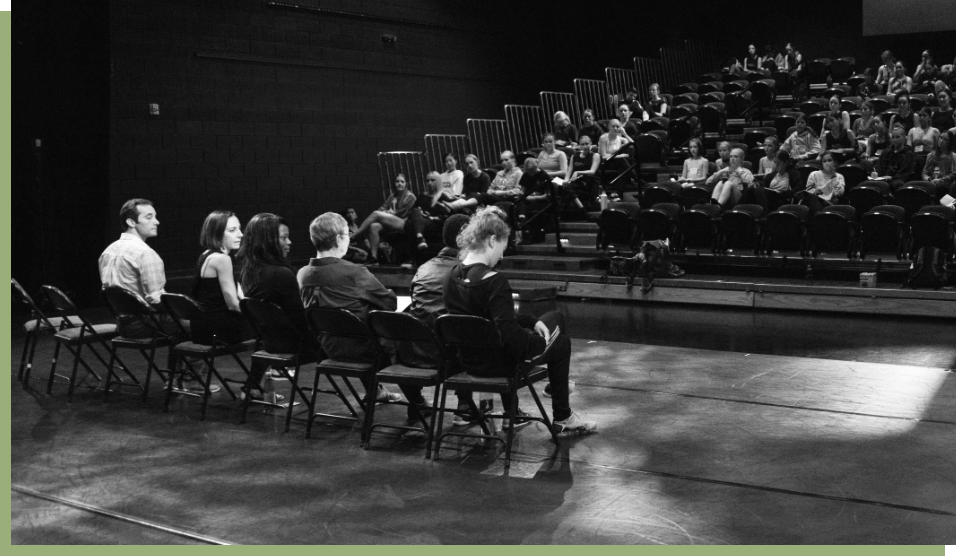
(599, 191), (609, 211)
(805, 265), (813, 285)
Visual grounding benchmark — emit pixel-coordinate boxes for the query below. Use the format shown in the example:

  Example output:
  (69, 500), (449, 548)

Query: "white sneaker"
(375, 386), (402, 404)
(553, 412), (597, 434)
(265, 368), (294, 381)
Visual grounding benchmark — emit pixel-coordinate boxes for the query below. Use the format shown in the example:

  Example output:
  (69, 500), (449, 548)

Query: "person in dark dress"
(577, 109), (604, 146)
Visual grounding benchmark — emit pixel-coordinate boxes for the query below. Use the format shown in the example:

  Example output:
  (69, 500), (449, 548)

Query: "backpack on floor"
(902, 246), (950, 290)
(602, 239), (684, 293)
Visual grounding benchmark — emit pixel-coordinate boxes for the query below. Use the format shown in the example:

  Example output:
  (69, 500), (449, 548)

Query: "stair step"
(517, 243), (600, 255)
(499, 255), (600, 271)
(560, 221), (599, 232)
(545, 231), (595, 245)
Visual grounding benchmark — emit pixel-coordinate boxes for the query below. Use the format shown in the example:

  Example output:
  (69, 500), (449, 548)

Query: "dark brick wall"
(109, 0), (527, 271)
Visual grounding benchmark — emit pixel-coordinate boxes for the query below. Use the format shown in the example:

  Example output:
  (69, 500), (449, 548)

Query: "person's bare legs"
(365, 212), (406, 261)
(445, 197), (479, 211)
(354, 211), (405, 239)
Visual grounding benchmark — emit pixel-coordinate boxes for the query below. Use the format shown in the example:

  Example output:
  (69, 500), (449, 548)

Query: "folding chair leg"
(306, 370), (322, 439)
(361, 376), (380, 448)
(21, 331), (39, 384)
(46, 342), (62, 394)
(17, 331), (34, 382)
(104, 346), (118, 400)
(502, 389), (519, 469)
(425, 384), (442, 459)
(284, 363), (303, 433)
(199, 358), (214, 421)
(66, 344), (84, 403)
(528, 383), (558, 443)
(432, 383), (450, 461)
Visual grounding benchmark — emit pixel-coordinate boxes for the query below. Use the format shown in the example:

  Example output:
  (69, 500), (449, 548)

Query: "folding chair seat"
(160, 293), (254, 420)
(719, 204), (764, 255)
(807, 112), (827, 134)
(596, 204), (640, 252)
(723, 80), (748, 94)
(697, 81), (723, 95)
(681, 183), (713, 210)
(672, 82), (698, 95)
(677, 203), (720, 253)
(668, 116), (699, 153)
(892, 186), (934, 221)
(743, 71), (764, 83)
(878, 109), (897, 128)
(667, 105), (695, 121)
(847, 185), (887, 222)
(798, 99), (827, 116)
(847, 74), (866, 95)
(433, 314), (557, 469)
(646, 127), (670, 144)
(908, 94), (927, 112)
(639, 202), (681, 242)
(904, 180), (935, 196)
(909, 206), (955, 258)
(771, 71), (791, 94)
(743, 127), (774, 150)
(101, 286), (176, 403)
(808, 205), (858, 258)
(859, 179), (890, 196)
(837, 164), (869, 195)
(860, 205), (906, 260)
(869, 96), (891, 115)
(40, 285), (119, 402)
(698, 91), (725, 105)
(840, 96), (861, 112)
(12, 278), (79, 384)
(723, 90), (752, 119)
(673, 93), (699, 106)
(634, 133), (668, 176)
(764, 204), (809, 256)
(598, 143), (638, 196)
(699, 103), (726, 136)
(367, 310), (452, 458)
(822, 87), (847, 99)
(239, 298), (343, 432)
(642, 182), (681, 207)
(748, 80), (776, 117)
(305, 307), (391, 442)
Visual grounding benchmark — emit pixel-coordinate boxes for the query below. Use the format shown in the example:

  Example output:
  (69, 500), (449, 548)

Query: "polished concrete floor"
(10, 302), (956, 544)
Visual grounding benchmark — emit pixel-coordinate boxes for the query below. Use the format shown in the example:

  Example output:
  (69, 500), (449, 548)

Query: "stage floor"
(10, 303), (956, 545)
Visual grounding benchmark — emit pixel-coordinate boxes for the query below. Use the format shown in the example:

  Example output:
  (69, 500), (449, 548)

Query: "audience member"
(922, 129), (955, 198)
(756, 136), (780, 177)
(646, 83), (668, 118)
(625, 88), (647, 121)
(537, 132), (569, 179)
(931, 88), (954, 133)
(190, 210), (254, 346)
(887, 61), (913, 95)
(866, 117), (891, 161)
(516, 157), (552, 223)
(875, 125), (917, 191)
(852, 100), (879, 141)
(617, 103), (641, 137)
(821, 113), (858, 162)
(679, 137), (710, 186)
(937, 56), (956, 93)
(781, 114), (821, 162)
(99, 198), (177, 338)
(297, 212), (403, 404)
(352, 173), (417, 265)
(440, 153), (464, 197)
(714, 141), (732, 170)
(761, 44), (779, 72)
(913, 50), (938, 93)
(342, 207), (370, 263)
(743, 44), (759, 72)
(876, 50), (895, 91)
(889, 91), (919, 135)
(407, 171), (456, 251)
(857, 68), (877, 100)
(486, 150), (523, 202)
(444, 153), (488, 213)
(707, 148), (754, 210)
(823, 95), (851, 136)
(908, 107), (940, 154)
(762, 150), (799, 195)
(552, 111), (578, 148)
(797, 151), (845, 216)
(561, 134), (600, 213)
(577, 109), (604, 145)
(442, 207), (596, 434)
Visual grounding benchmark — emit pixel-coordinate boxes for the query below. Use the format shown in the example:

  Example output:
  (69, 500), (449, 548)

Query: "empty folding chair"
(807, 112), (827, 134)
(699, 103), (727, 136)
(909, 205), (955, 259)
(12, 278), (78, 384)
(798, 99), (827, 116)
(672, 82), (698, 95)
(433, 314), (557, 469)
(808, 205), (858, 258)
(774, 115), (797, 141)
(697, 81), (723, 95)
(764, 204), (810, 256)
(677, 203), (720, 253)
(859, 205), (906, 260)
(808, 59), (830, 86)
(719, 204), (765, 255)
(892, 186), (934, 222)
(698, 72), (723, 85)
(40, 285), (120, 402)
(634, 133), (668, 178)
(837, 163), (869, 195)
(847, 184), (887, 222)
(796, 160), (822, 186)
(596, 203), (640, 252)
(101, 286), (176, 402)
(642, 182), (681, 207)
(673, 93), (699, 106)
(829, 58), (854, 83)
(367, 310), (450, 457)
(160, 293), (255, 420)
(639, 202), (681, 242)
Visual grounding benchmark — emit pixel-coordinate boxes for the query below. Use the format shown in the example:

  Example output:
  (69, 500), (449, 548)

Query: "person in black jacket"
(442, 207), (596, 434)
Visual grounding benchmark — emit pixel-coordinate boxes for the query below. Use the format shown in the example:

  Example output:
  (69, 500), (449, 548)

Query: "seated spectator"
(238, 213), (321, 395)
(714, 141), (732, 170)
(625, 88), (647, 121)
(440, 153), (464, 197)
(740, 150), (796, 212)
(876, 50), (895, 91)
(190, 210), (255, 346)
(857, 68), (878, 100)
(577, 108), (604, 145)
(298, 212), (404, 405)
(679, 137), (710, 186)
(889, 92), (919, 135)
(516, 157), (552, 224)
(797, 151), (845, 216)
(599, 119), (633, 188)
(485, 150), (523, 202)
(781, 114), (821, 162)
(784, 43), (806, 92)
(761, 44), (779, 72)
(442, 207), (596, 434)
(743, 44), (760, 72)
(937, 56), (956, 93)
(887, 61), (913, 95)
(646, 83), (668, 118)
(552, 111), (578, 148)
(537, 132), (569, 179)
(853, 101), (879, 142)
(708, 148), (754, 210)
(407, 171), (456, 251)
(922, 129), (955, 199)
(913, 50), (938, 93)
(352, 174), (417, 265)
(821, 113), (858, 161)
(617, 103), (641, 138)
(932, 88), (955, 133)
(342, 207), (370, 263)
(756, 136), (781, 177)
(908, 107), (940, 154)
(444, 153), (489, 213)
(866, 117), (891, 161)
(561, 134), (600, 214)
(875, 124), (917, 191)
(822, 95), (851, 136)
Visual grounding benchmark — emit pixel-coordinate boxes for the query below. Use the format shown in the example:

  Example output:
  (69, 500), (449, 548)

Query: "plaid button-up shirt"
(99, 233), (167, 304)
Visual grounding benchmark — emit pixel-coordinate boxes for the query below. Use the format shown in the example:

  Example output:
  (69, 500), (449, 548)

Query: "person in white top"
(757, 136), (780, 177)
(440, 153), (464, 197)
(678, 138), (710, 186)
(800, 151), (845, 215)
(907, 108), (940, 154)
(708, 148), (754, 209)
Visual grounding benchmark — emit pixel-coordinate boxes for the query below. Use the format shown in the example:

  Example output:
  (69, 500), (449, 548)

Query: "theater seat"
(677, 203), (720, 254)
(892, 186), (934, 221)
(909, 205), (955, 259)
(847, 185), (887, 222)
(764, 204), (809, 256)
(719, 203), (765, 255)
(639, 202), (681, 242)
(808, 205), (858, 258)
(860, 205), (906, 260)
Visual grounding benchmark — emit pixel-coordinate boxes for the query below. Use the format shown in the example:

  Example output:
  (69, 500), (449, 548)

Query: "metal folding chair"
(12, 278), (78, 384)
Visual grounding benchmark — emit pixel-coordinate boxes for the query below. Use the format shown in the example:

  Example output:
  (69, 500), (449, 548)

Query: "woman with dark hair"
(798, 151), (845, 216)
(852, 101), (879, 141)
(822, 95), (851, 137)
(442, 207), (596, 434)
(866, 116), (891, 161)
(740, 150), (796, 212)
(781, 114), (821, 162)
(876, 50), (895, 91)
(821, 113), (858, 162)
(678, 137), (710, 185)
(913, 50), (938, 93)
(351, 173), (417, 265)
(440, 153), (464, 197)
(889, 92), (919, 135)
(443, 153), (487, 213)
(887, 61), (913, 95)
(577, 109), (604, 145)
(922, 130), (955, 199)
(191, 210), (254, 345)
(537, 132), (568, 178)
(743, 44), (759, 72)
(932, 88), (954, 132)
(560, 134), (600, 214)
(908, 107), (940, 154)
